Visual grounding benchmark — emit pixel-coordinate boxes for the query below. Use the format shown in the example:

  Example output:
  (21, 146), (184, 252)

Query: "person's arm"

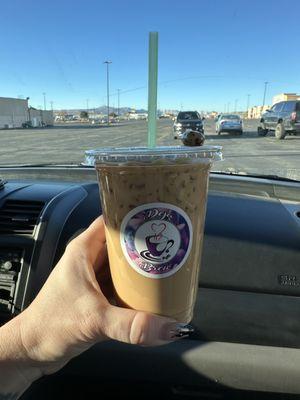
(0, 315), (42, 399)
(0, 216), (192, 399)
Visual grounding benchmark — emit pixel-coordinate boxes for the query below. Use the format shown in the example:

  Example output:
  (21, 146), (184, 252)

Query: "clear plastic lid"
(84, 146), (223, 166)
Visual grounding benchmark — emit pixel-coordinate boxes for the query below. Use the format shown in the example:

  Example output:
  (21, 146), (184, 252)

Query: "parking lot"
(0, 119), (300, 180)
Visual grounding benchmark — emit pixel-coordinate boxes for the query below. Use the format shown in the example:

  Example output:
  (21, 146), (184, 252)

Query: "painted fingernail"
(169, 323), (194, 339)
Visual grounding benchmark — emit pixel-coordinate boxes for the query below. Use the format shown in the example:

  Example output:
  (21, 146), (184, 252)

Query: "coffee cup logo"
(140, 222), (175, 262)
(120, 203), (192, 279)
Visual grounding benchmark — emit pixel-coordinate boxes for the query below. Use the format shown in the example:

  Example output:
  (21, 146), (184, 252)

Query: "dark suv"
(173, 111), (204, 139)
(258, 100), (300, 140)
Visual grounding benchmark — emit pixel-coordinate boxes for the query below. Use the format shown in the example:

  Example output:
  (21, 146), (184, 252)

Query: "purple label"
(120, 203), (193, 279)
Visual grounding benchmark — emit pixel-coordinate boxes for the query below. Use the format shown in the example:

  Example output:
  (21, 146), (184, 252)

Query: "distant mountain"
(55, 106), (147, 114)
(93, 106), (134, 114)
(93, 106), (148, 114)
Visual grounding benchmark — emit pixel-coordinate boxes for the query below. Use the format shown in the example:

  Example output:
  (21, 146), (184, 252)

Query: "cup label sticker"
(120, 203), (193, 279)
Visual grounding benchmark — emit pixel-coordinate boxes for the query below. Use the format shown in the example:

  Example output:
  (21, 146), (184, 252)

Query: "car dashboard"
(0, 167), (300, 399)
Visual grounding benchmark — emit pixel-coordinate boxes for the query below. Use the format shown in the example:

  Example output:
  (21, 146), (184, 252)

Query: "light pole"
(104, 61), (112, 124)
(86, 99), (89, 113)
(262, 82), (268, 109)
(117, 89), (120, 117)
(38, 104), (43, 126)
(246, 94), (251, 111)
(50, 101), (54, 111)
(42, 92), (46, 111)
(227, 102), (230, 112)
(26, 97), (31, 123)
(234, 99), (238, 113)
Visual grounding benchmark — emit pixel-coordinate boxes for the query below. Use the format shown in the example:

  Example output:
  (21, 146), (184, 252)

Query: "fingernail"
(161, 323), (194, 341)
(170, 323), (194, 338)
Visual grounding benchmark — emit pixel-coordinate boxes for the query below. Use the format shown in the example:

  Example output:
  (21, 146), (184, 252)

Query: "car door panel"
(269, 103), (280, 129)
(263, 109), (274, 128)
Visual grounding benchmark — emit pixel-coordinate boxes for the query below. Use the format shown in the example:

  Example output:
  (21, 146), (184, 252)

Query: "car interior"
(1, 165), (300, 399)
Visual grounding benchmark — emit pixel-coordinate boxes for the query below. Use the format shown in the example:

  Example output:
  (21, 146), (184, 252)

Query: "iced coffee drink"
(93, 146), (222, 323)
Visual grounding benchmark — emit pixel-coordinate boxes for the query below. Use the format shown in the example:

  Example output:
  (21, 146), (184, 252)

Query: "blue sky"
(1, 0), (300, 111)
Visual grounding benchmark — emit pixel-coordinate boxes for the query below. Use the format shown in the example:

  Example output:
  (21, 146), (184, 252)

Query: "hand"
(18, 216), (189, 377)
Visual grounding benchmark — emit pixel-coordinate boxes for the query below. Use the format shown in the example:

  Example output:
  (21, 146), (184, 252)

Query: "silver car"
(216, 114), (243, 135)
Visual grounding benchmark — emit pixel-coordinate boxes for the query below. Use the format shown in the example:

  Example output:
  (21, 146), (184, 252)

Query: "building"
(29, 107), (54, 127)
(0, 97), (29, 128)
(247, 105), (270, 119)
(272, 93), (300, 105)
(0, 97), (54, 128)
(208, 111), (218, 119)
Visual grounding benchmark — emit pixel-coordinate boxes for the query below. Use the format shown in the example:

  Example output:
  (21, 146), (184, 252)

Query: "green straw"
(147, 32), (158, 148)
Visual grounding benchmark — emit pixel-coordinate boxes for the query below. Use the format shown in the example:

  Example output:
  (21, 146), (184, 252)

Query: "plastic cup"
(89, 146), (222, 323)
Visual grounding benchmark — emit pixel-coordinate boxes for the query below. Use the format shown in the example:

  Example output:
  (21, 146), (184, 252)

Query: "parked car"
(22, 121), (33, 128)
(158, 114), (169, 119)
(91, 119), (101, 125)
(173, 111), (204, 139)
(216, 114), (243, 135)
(258, 100), (300, 139)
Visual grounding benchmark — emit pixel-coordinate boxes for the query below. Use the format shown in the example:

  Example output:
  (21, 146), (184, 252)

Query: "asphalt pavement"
(0, 119), (300, 180)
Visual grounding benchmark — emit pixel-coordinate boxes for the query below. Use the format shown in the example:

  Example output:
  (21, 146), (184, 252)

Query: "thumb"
(100, 304), (193, 346)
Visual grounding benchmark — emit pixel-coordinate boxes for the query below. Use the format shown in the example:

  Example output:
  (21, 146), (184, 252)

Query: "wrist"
(0, 313), (43, 397)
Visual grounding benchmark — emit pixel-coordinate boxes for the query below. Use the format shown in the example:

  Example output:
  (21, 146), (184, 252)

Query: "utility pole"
(246, 94), (251, 111)
(86, 99), (89, 116)
(42, 92), (46, 111)
(117, 89), (120, 117)
(246, 94), (251, 119)
(26, 97), (31, 123)
(262, 82), (268, 109)
(234, 99), (238, 113)
(104, 60), (112, 125)
(38, 104), (44, 125)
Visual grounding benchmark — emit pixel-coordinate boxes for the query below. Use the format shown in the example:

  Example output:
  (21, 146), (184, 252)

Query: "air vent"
(0, 200), (45, 235)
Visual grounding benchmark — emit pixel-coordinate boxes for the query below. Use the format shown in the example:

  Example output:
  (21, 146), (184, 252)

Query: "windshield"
(0, 1), (300, 181)
(220, 115), (240, 120)
(177, 112), (200, 120)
